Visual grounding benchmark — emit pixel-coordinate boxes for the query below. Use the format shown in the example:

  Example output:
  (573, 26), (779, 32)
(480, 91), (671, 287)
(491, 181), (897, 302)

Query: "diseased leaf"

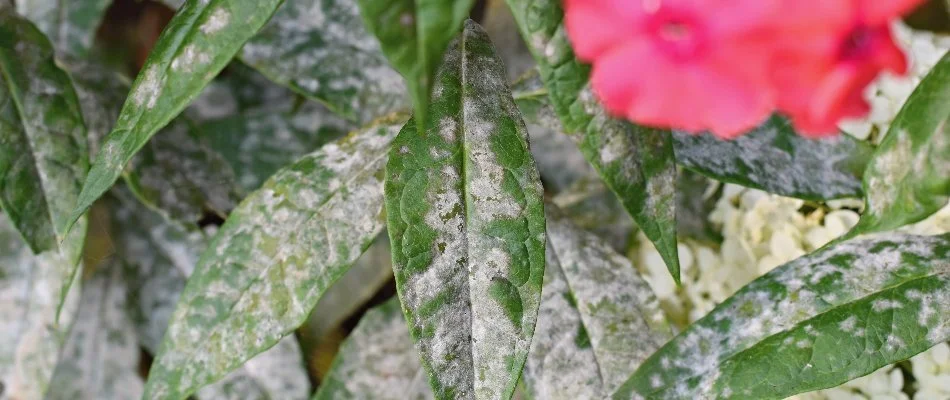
(674, 169), (722, 245)
(385, 21), (545, 399)
(15, 0), (112, 58)
(0, 213), (80, 399)
(355, 0), (474, 130)
(186, 62), (301, 121)
(69, 0), (286, 229)
(525, 206), (671, 399)
(852, 52), (950, 236)
(46, 260), (144, 400)
(142, 115), (405, 399)
(614, 233), (950, 400)
(313, 299), (432, 400)
(551, 179), (634, 253)
(302, 233), (394, 345)
(109, 189), (311, 400)
(674, 115), (874, 201)
(0, 10), (88, 310)
(240, 0), (407, 123)
(67, 60), (243, 225)
(505, 0), (680, 282)
(200, 101), (352, 191)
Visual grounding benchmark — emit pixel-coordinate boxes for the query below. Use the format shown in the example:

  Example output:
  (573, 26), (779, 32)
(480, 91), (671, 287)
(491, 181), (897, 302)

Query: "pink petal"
(564, 0), (641, 61)
(861, 0), (926, 25)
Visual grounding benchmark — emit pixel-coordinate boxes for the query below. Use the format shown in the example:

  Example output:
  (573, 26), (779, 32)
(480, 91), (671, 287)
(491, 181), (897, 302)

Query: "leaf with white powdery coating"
(0, 213), (80, 400)
(241, 0), (408, 123)
(15, 0), (112, 58)
(68, 0), (285, 230)
(142, 114), (406, 399)
(385, 21), (545, 399)
(313, 298), (432, 400)
(851, 51), (950, 236)
(525, 206), (670, 399)
(0, 10), (87, 309)
(614, 233), (950, 399)
(355, 0), (474, 130)
(504, 0), (680, 282)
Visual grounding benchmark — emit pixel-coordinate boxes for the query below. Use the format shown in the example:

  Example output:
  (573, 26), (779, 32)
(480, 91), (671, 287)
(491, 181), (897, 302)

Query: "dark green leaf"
(614, 233), (950, 400)
(385, 21), (545, 399)
(851, 51), (950, 236)
(505, 0), (680, 283)
(355, 0), (474, 130)
(69, 0), (286, 230)
(142, 115), (405, 399)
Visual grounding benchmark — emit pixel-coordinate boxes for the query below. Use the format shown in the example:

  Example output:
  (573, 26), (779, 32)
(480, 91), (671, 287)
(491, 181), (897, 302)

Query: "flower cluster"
(564, 0), (924, 138)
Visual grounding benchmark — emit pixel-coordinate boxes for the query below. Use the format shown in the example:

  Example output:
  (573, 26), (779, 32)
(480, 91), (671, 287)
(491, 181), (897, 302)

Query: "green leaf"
(142, 115), (405, 399)
(0, 212), (81, 399)
(69, 0), (286, 230)
(46, 260), (144, 400)
(0, 10), (87, 310)
(504, 0), (680, 283)
(613, 232), (950, 400)
(851, 51), (950, 236)
(674, 169), (723, 245)
(525, 206), (671, 399)
(109, 190), (311, 400)
(312, 298), (432, 400)
(67, 60), (243, 225)
(200, 101), (352, 191)
(186, 62), (302, 121)
(674, 115), (874, 201)
(15, 0), (112, 58)
(551, 179), (634, 253)
(385, 21), (545, 399)
(240, 0), (408, 123)
(355, 0), (475, 130)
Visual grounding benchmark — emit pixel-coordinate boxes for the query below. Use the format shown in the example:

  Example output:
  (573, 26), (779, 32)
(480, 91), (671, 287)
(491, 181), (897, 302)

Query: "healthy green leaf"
(0, 212), (81, 399)
(0, 10), (88, 311)
(385, 21), (545, 399)
(851, 51), (950, 236)
(109, 190), (311, 400)
(46, 260), (144, 400)
(313, 298), (432, 400)
(674, 115), (874, 201)
(15, 0), (112, 58)
(504, 0), (680, 282)
(525, 206), (671, 399)
(355, 0), (474, 130)
(142, 115), (405, 399)
(67, 60), (243, 225)
(69, 0), (286, 230)
(614, 232), (950, 400)
(240, 0), (408, 123)
(200, 101), (352, 191)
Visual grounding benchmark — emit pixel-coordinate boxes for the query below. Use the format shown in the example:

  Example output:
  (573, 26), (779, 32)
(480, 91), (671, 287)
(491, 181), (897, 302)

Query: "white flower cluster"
(634, 22), (950, 399)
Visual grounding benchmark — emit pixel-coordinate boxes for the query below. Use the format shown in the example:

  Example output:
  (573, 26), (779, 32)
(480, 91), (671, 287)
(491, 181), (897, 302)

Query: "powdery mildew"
(524, 207), (671, 399)
(16, 0), (112, 57)
(142, 119), (403, 399)
(386, 21), (545, 399)
(240, 0), (407, 123)
(615, 233), (950, 399)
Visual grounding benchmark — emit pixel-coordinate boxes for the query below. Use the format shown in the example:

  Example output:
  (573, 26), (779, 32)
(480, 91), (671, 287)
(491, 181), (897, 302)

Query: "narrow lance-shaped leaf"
(109, 190), (311, 400)
(614, 233), (950, 400)
(525, 206), (671, 399)
(0, 213), (81, 399)
(68, 0), (286, 230)
(0, 10), (88, 309)
(240, 0), (408, 123)
(385, 21), (545, 399)
(313, 298), (432, 400)
(16, 0), (112, 58)
(513, 77), (875, 202)
(46, 260), (144, 400)
(850, 51), (950, 237)
(142, 114), (406, 400)
(356, 0), (475, 130)
(504, 0), (680, 282)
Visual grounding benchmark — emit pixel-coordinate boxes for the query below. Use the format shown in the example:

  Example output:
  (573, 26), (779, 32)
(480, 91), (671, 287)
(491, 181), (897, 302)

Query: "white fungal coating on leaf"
(200, 8), (230, 34)
(132, 65), (164, 109)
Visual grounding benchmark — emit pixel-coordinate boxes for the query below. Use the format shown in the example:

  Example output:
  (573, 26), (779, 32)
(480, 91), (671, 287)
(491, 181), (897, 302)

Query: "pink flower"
(564, 0), (783, 138)
(770, 0), (923, 137)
